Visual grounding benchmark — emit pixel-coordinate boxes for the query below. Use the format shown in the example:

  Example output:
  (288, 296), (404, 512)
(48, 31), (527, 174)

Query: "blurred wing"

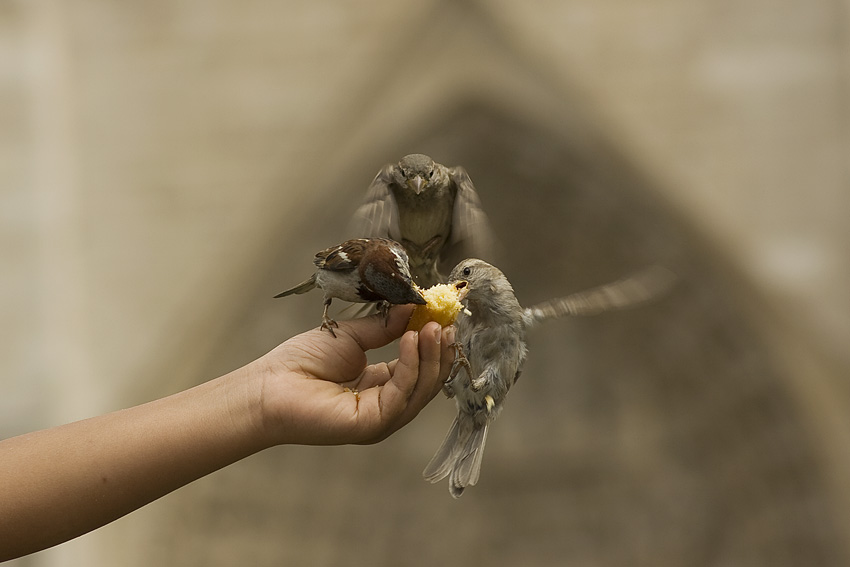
(350, 164), (401, 240)
(447, 166), (494, 260)
(523, 265), (677, 326)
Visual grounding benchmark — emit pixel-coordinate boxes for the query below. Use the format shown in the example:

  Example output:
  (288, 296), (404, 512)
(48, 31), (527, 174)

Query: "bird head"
(362, 240), (427, 305)
(396, 153), (436, 195)
(448, 258), (520, 321)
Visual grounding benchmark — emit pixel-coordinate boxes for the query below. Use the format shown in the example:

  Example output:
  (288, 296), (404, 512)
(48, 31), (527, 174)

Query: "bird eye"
(428, 169), (434, 178)
(462, 266), (472, 277)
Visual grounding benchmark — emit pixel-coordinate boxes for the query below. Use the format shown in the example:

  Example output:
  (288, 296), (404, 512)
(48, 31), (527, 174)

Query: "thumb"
(333, 304), (416, 351)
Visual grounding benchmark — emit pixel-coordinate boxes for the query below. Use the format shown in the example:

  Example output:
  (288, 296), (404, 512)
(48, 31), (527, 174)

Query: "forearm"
(0, 363), (265, 561)
(0, 310), (448, 561)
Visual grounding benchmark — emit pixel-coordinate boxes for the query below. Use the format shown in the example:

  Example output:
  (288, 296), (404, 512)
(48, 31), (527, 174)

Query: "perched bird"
(274, 238), (426, 336)
(351, 153), (494, 287)
(423, 259), (675, 497)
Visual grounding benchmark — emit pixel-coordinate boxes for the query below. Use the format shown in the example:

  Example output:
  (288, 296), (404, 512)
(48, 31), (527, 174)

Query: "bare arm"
(0, 306), (453, 561)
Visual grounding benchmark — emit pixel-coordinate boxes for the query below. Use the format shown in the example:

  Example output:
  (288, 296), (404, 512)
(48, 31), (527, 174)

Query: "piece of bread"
(406, 282), (467, 331)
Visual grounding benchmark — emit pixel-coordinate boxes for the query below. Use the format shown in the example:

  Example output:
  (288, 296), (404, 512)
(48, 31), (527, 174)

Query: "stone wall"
(3, 1), (848, 565)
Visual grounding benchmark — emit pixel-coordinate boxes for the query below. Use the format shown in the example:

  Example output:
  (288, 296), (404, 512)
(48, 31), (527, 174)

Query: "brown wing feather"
(314, 239), (367, 271)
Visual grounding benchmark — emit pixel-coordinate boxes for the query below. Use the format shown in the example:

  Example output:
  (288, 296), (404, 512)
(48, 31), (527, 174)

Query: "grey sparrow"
(424, 259), (674, 497)
(351, 154), (493, 287)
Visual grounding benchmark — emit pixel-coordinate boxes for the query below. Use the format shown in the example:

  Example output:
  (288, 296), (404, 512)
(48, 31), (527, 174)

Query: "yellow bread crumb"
(406, 283), (466, 332)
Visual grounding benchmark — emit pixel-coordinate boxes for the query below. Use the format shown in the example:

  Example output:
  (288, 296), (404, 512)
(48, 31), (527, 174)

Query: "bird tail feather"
(273, 274), (317, 298)
(423, 414), (489, 498)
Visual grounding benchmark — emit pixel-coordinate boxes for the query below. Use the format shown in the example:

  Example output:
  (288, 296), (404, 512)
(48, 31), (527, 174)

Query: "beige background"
(2, 1), (848, 565)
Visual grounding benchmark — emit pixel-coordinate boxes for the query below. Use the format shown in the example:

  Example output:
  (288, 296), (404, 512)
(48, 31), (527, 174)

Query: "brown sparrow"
(351, 154), (494, 287)
(274, 238), (426, 336)
(423, 259), (674, 497)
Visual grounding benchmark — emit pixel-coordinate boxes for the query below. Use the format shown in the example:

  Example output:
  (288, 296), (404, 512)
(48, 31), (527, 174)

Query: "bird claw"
(376, 301), (391, 326)
(321, 316), (339, 337)
(319, 299), (340, 337)
(447, 342), (471, 385)
(441, 383), (456, 399)
(421, 235), (444, 257)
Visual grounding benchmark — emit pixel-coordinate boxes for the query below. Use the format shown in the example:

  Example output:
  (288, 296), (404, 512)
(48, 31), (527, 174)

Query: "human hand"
(255, 305), (455, 446)
(0, 305), (453, 560)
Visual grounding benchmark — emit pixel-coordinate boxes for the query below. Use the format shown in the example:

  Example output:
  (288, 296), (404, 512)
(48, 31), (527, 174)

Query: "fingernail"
(445, 326), (455, 344)
(434, 325), (441, 345)
(413, 330), (419, 348)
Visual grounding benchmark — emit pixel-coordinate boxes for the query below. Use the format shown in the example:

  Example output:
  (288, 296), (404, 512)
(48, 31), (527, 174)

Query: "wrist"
(217, 360), (271, 453)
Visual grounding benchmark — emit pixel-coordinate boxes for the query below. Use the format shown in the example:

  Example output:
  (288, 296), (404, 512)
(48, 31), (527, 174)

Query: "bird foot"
(376, 301), (391, 326)
(441, 382), (456, 399)
(447, 342), (471, 383)
(321, 316), (339, 337)
(420, 235), (444, 257)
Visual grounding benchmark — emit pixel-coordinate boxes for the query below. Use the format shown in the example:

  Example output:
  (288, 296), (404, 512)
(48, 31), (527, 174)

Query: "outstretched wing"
(350, 164), (401, 240)
(523, 265), (676, 326)
(446, 166), (495, 261)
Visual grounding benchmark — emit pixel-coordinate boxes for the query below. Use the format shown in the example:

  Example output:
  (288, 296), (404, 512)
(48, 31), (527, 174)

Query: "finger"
(376, 329), (420, 425)
(435, 325), (456, 396)
(376, 324), (453, 395)
(335, 304), (415, 351)
(353, 360), (392, 390)
(375, 322), (444, 440)
(338, 337), (414, 443)
(348, 328), (420, 443)
(406, 322), (443, 408)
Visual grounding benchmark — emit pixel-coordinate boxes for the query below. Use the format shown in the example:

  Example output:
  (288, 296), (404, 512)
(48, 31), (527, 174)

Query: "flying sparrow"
(351, 154), (494, 287)
(274, 238), (426, 336)
(423, 259), (675, 497)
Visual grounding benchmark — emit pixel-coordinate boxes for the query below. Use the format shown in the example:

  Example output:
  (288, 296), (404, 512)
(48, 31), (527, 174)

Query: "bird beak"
(454, 281), (470, 301)
(411, 284), (427, 305)
(409, 175), (424, 194)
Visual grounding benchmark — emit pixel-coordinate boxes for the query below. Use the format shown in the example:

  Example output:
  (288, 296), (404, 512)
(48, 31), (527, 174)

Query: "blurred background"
(3, 0), (849, 565)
